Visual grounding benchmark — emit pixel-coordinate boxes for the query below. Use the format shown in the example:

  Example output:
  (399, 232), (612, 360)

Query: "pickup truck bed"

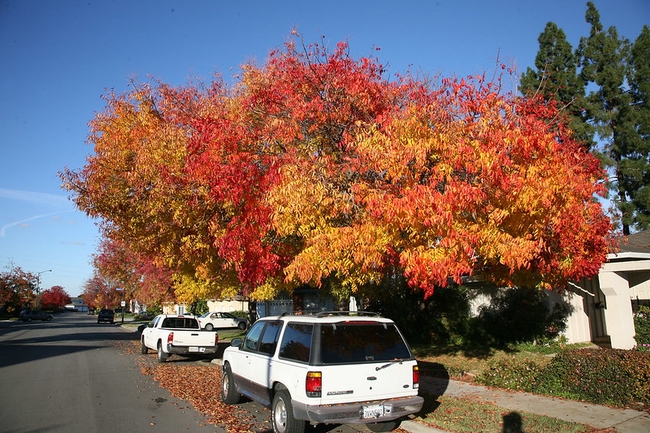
(141, 314), (219, 362)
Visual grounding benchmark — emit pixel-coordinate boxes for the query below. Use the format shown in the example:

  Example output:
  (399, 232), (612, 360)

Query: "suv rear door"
(316, 320), (418, 404)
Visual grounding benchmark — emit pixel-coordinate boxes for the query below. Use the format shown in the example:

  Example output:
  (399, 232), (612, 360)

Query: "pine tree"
(524, 2), (649, 235)
(622, 26), (650, 230)
(520, 22), (592, 146)
(577, 2), (636, 234)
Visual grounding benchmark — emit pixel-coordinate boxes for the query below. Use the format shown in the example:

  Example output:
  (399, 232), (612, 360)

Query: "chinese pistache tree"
(40, 286), (71, 310)
(62, 35), (612, 303)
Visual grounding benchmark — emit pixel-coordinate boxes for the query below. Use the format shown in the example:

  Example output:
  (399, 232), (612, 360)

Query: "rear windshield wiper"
(375, 359), (404, 371)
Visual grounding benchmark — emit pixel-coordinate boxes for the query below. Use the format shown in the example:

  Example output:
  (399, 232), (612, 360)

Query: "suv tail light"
(413, 365), (420, 389)
(306, 371), (322, 397)
(167, 332), (174, 345)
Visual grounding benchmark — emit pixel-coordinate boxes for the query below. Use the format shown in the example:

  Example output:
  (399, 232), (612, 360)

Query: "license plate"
(189, 347), (199, 353)
(362, 404), (384, 419)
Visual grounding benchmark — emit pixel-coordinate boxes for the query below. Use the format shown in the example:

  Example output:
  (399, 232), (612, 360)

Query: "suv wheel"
(271, 390), (306, 433)
(221, 364), (241, 404)
(367, 421), (401, 432)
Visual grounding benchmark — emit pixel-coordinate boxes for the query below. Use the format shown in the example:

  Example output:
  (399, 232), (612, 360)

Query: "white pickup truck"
(141, 314), (219, 362)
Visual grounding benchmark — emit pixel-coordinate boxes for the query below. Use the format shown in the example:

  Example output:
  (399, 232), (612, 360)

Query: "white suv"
(221, 311), (424, 433)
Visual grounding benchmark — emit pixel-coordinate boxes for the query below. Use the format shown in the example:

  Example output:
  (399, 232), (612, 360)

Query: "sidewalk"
(400, 377), (650, 433)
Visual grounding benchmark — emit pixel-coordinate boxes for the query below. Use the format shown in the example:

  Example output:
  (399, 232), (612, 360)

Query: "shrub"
(479, 357), (547, 392)
(467, 287), (571, 347)
(536, 348), (650, 407)
(477, 348), (650, 408)
(634, 305), (650, 349)
(230, 310), (248, 319)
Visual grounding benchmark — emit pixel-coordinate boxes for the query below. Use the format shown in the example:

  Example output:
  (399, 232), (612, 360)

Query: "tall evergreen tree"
(524, 2), (649, 235)
(577, 2), (635, 234)
(520, 22), (592, 146)
(622, 26), (650, 229)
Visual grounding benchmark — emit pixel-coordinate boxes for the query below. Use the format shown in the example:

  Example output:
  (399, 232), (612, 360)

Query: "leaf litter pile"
(118, 340), (412, 432)
(119, 340), (268, 432)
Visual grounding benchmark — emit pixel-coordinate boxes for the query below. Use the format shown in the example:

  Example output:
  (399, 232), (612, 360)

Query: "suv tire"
(271, 389), (306, 433)
(221, 364), (241, 404)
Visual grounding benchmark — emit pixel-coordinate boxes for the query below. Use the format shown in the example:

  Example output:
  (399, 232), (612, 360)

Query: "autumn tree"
(93, 237), (174, 308)
(40, 285), (71, 310)
(0, 263), (36, 314)
(82, 272), (122, 310)
(62, 35), (613, 303)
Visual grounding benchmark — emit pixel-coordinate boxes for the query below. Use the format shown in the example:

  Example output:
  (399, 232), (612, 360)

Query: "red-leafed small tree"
(40, 285), (71, 310)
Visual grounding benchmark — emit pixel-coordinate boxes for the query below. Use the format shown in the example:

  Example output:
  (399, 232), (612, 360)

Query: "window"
(258, 321), (282, 355)
(320, 323), (411, 364)
(279, 323), (313, 363)
(243, 321), (264, 352)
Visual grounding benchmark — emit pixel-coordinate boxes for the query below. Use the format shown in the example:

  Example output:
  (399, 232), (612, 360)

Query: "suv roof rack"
(278, 310), (382, 318)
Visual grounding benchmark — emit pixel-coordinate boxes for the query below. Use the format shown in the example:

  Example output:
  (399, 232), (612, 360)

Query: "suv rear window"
(279, 323), (313, 362)
(320, 322), (411, 364)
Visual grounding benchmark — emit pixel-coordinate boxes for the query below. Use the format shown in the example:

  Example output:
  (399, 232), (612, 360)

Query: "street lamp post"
(35, 270), (52, 308)
(116, 287), (125, 324)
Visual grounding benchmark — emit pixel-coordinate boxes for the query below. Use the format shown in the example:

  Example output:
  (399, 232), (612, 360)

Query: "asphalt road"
(0, 312), (375, 433)
(0, 312), (219, 433)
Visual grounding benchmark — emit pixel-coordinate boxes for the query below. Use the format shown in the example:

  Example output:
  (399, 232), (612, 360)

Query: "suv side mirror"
(230, 338), (242, 348)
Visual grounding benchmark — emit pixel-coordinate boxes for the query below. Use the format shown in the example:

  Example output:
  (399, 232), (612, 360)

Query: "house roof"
(618, 231), (650, 254)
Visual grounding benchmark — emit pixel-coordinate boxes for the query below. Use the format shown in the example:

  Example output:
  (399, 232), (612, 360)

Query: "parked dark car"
(20, 310), (54, 322)
(97, 309), (115, 324)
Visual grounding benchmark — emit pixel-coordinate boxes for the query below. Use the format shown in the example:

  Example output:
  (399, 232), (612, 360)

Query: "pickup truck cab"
(221, 311), (423, 433)
(141, 314), (219, 362)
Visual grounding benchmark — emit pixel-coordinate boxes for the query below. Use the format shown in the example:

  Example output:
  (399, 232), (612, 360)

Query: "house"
(558, 231), (650, 349)
(163, 296), (249, 316)
(65, 297), (89, 312)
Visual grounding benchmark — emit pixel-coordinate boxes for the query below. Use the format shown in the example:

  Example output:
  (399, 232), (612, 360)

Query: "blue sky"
(1, 0), (648, 296)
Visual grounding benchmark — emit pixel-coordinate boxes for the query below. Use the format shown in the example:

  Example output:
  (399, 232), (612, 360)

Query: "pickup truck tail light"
(214, 332), (219, 345)
(306, 371), (322, 397)
(413, 365), (420, 389)
(167, 332), (174, 345)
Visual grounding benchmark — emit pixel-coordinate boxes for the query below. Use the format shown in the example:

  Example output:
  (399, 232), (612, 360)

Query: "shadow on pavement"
(0, 314), (141, 369)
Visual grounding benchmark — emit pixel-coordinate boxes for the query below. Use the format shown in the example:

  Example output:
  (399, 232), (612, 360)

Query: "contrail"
(0, 211), (71, 237)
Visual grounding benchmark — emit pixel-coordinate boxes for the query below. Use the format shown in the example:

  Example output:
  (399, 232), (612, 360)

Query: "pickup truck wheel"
(221, 364), (241, 404)
(157, 342), (169, 363)
(141, 338), (149, 354)
(205, 323), (214, 331)
(271, 390), (306, 433)
(367, 420), (400, 432)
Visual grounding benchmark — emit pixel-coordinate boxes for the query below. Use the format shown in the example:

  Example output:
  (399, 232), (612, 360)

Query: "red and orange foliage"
(40, 285), (71, 310)
(61, 36), (612, 302)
